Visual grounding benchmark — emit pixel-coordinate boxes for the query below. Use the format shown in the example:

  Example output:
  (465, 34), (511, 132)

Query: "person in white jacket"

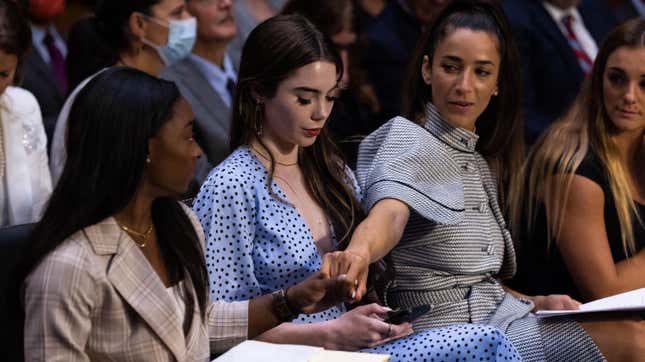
(0, 0), (52, 226)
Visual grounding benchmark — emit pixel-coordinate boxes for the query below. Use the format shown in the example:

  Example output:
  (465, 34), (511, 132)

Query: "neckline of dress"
(422, 102), (480, 153)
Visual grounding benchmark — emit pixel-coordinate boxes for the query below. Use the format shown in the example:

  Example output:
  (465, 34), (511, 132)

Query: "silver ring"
(387, 323), (392, 336)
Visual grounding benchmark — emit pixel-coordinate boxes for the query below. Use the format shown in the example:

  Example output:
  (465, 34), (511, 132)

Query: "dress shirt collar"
(542, 1), (583, 25)
(30, 23), (67, 64)
(189, 53), (237, 107)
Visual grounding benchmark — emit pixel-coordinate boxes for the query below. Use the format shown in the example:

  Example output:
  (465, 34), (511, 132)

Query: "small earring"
(493, 90), (499, 96)
(255, 102), (264, 137)
(146, 157), (151, 164)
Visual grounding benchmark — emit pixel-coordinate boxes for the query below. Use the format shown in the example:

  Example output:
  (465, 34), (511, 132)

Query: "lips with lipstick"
(304, 128), (322, 137)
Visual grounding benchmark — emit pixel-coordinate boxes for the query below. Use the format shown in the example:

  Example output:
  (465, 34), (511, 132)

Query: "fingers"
(367, 326), (414, 347)
(364, 320), (414, 348)
(320, 253), (332, 277)
(345, 258), (368, 302)
(537, 294), (582, 311)
(353, 303), (391, 317)
(335, 274), (356, 301)
(558, 295), (581, 310)
(388, 322), (414, 338)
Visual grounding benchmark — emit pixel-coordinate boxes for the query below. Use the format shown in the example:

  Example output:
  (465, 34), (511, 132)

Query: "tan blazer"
(23, 204), (248, 361)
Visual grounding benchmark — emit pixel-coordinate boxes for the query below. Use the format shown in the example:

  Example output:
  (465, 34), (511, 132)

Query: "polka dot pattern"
(193, 147), (521, 361)
(366, 325), (521, 361)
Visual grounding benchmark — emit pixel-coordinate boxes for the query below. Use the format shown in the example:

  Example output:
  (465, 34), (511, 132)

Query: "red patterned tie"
(43, 32), (68, 94)
(561, 15), (593, 75)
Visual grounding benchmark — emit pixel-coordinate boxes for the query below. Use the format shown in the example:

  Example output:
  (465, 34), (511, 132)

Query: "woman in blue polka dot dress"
(193, 14), (520, 361)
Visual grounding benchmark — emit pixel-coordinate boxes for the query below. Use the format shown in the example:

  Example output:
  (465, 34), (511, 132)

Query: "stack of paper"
(536, 287), (645, 318)
(213, 340), (390, 362)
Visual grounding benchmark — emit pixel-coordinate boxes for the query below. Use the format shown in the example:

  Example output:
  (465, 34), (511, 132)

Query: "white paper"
(213, 340), (322, 362)
(213, 340), (390, 362)
(536, 288), (645, 318)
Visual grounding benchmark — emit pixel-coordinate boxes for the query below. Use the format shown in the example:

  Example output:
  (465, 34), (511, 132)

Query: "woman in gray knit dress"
(321, 1), (643, 360)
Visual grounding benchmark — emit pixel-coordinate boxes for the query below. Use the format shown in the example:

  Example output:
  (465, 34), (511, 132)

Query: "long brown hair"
(402, 0), (524, 207)
(510, 19), (645, 257)
(230, 14), (364, 245)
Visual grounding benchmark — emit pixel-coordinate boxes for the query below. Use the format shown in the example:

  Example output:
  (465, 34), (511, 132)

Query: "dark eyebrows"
(441, 55), (495, 66)
(293, 84), (342, 95)
(293, 86), (321, 94)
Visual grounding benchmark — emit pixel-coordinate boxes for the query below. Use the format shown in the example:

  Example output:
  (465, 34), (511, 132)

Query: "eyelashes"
(296, 96), (339, 105)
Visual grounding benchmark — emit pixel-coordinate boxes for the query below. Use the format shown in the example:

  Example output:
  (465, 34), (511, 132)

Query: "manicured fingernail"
(354, 279), (358, 286)
(351, 290), (356, 299)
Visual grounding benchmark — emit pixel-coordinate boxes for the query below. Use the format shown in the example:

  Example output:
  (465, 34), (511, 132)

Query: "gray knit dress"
(356, 103), (605, 361)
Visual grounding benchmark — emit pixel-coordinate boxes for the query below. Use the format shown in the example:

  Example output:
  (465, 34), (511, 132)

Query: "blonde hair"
(510, 19), (645, 258)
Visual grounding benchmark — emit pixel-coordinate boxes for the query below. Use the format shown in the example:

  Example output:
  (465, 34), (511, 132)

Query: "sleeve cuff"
(208, 300), (249, 355)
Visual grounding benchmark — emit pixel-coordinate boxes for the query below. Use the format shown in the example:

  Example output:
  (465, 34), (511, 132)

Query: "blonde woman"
(511, 18), (644, 304)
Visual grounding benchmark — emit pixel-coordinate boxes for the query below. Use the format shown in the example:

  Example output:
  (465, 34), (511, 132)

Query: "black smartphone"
(384, 304), (432, 324)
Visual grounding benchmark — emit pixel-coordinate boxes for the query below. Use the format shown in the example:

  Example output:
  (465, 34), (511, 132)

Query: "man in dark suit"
(357, 0), (450, 123)
(162, 0), (237, 186)
(503, 0), (617, 144)
(21, 0), (68, 150)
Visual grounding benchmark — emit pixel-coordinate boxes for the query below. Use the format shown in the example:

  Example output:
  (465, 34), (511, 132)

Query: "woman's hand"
(320, 250), (370, 303)
(287, 271), (357, 314)
(531, 294), (581, 311)
(323, 303), (414, 351)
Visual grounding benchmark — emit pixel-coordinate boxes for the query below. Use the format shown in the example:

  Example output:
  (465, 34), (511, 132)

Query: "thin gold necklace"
(118, 223), (153, 248)
(251, 146), (298, 166)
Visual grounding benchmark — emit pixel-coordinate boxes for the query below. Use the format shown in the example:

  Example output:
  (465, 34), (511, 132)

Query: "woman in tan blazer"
(17, 67), (351, 361)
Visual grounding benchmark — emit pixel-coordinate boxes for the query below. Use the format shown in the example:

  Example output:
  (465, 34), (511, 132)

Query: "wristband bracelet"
(271, 288), (298, 322)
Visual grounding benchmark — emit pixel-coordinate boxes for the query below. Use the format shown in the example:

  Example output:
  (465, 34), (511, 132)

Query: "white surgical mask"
(142, 16), (197, 66)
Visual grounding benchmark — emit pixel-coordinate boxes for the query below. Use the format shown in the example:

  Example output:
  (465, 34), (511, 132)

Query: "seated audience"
(282, 0), (381, 168)
(503, 0), (617, 144)
(356, 0), (450, 122)
(227, 0), (285, 65)
(511, 19), (645, 304)
(325, 1), (644, 360)
(194, 14), (520, 361)
(51, 0), (197, 184)
(605, 0), (645, 22)
(18, 67), (348, 361)
(162, 0), (238, 184)
(0, 0), (52, 226)
(20, 0), (68, 145)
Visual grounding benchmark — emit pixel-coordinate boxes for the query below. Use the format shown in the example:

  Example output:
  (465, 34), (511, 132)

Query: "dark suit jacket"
(358, 0), (422, 121)
(503, 0), (617, 144)
(21, 48), (65, 150)
(161, 57), (233, 184)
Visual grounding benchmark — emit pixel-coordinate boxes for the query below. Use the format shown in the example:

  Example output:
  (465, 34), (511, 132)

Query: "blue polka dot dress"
(193, 147), (521, 361)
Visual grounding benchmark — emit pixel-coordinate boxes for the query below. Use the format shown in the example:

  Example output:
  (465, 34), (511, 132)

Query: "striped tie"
(561, 15), (593, 75)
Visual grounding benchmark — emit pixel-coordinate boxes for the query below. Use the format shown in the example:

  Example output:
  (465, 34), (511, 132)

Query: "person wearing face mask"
(161, 0), (238, 188)
(49, 0), (197, 186)
(20, 0), (68, 149)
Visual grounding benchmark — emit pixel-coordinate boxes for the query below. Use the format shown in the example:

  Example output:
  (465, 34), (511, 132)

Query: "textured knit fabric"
(194, 147), (521, 361)
(355, 103), (605, 361)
